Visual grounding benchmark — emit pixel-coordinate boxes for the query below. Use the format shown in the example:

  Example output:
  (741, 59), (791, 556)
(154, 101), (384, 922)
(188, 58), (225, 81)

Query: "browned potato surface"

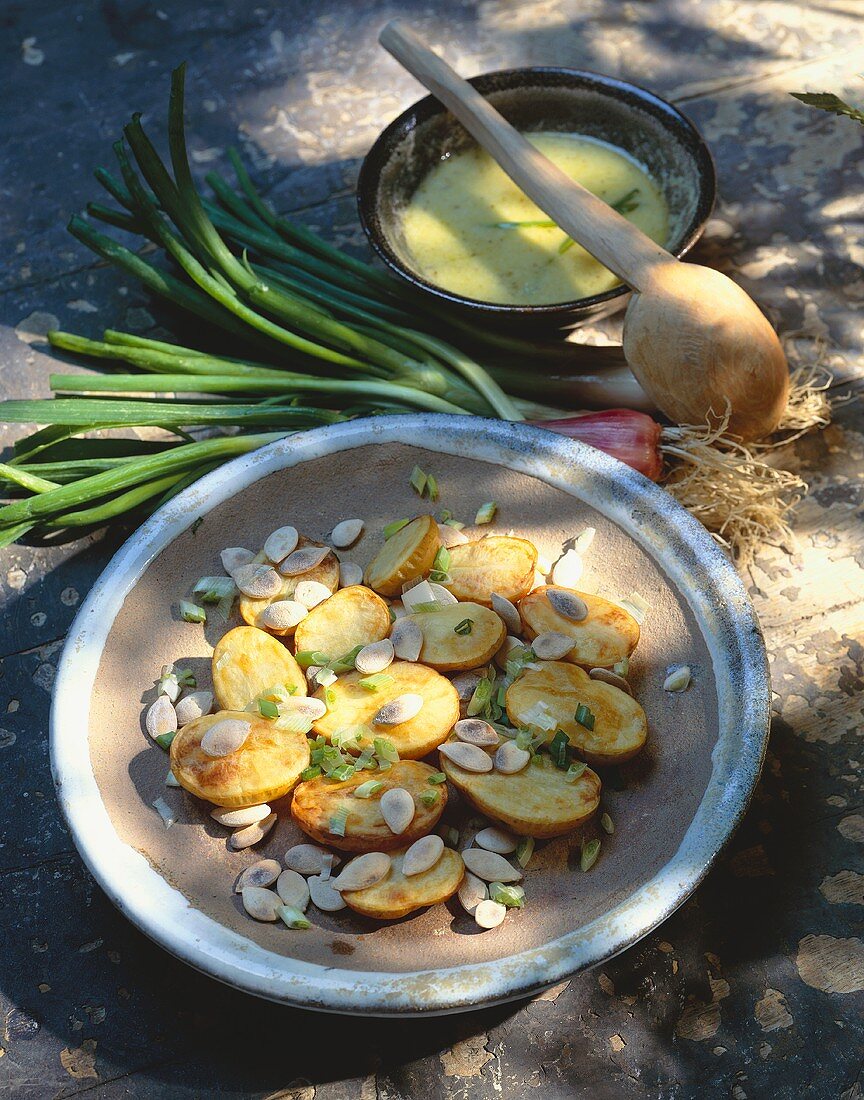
(341, 845), (465, 919)
(293, 585), (390, 658)
(239, 537), (338, 633)
(212, 625), (306, 711)
(407, 601), (506, 672)
(519, 586), (639, 669)
(442, 536), (537, 605)
(363, 515), (440, 597)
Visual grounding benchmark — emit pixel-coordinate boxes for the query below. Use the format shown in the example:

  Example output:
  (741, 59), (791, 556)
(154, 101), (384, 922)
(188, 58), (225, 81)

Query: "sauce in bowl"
(399, 132), (669, 306)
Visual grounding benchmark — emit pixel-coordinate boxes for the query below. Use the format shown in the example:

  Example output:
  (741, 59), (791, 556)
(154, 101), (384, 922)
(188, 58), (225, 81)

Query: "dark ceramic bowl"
(357, 68), (716, 333)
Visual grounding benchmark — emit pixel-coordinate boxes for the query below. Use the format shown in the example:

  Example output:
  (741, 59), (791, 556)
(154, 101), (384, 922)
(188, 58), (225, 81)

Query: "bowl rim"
(50, 414), (767, 1016)
(357, 66), (717, 316)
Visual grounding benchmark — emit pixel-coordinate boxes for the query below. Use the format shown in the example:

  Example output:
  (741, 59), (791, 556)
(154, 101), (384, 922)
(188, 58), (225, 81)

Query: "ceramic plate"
(50, 415), (769, 1015)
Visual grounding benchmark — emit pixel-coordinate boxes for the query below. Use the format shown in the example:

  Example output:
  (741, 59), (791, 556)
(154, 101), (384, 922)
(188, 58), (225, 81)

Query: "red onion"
(531, 409), (664, 482)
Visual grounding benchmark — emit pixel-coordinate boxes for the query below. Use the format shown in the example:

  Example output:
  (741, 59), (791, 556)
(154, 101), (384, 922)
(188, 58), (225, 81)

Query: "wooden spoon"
(379, 21), (789, 441)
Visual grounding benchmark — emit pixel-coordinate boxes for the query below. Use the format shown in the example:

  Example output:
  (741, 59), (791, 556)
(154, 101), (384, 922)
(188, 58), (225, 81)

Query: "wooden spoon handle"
(380, 20), (675, 292)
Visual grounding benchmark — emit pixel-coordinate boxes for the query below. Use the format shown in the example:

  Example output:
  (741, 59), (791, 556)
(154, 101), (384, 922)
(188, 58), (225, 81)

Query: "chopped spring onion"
(601, 812), (614, 834)
(324, 687), (336, 707)
(330, 762), (356, 782)
(474, 501), (498, 525)
(258, 698), (279, 719)
(401, 578), (437, 612)
(429, 546), (451, 583)
(427, 772), (447, 785)
(425, 473), (439, 502)
(276, 712), (315, 735)
(515, 728), (534, 752)
(354, 779), (384, 798)
(176, 667), (196, 687)
(443, 826), (460, 848)
(154, 730), (177, 751)
(574, 703), (596, 731)
(419, 789), (440, 807)
(301, 765), (322, 781)
(295, 650), (332, 669)
(516, 836), (535, 868)
(496, 685), (507, 707)
(278, 905), (311, 929)
(358, 673), (395, 692)
(443, 518), (464, 530)
(179, 599), (206, 623)
(373, 737), (399, 763)
(331, 727), (362, 748)
(618, 591), (650, 624)
(505, 645), (537, 680)
(388, 605), (397, 623)
(383, 518), (410, 540)
(152, 796), (176, 827)
(329, 807), (349, 837)
(572, 527), (596, 555)
(566, 761), (587, 782)
(409, 465), (427, 496)
(580, 838), (601, 872)
(193, 575), (237, 603)
(330, 644), (364, 673)
(354, 748), (377, 771)
(466, 674), (494, 718)
(453, 618), (474, 636)
(316, 668), (337, 688)
(410, 600), (445, 613)
(549, 729), (570, 769)
(489, 882), (525, 909)
(165, 769), (181, 788)
(664, 665), (692, 692)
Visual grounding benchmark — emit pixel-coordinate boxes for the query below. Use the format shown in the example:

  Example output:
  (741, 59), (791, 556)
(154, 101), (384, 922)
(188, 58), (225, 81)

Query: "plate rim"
(50, 414), (769, 1015)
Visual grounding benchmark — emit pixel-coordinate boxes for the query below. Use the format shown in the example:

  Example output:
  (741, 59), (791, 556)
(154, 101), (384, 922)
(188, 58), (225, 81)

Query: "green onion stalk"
(0, 64), (663, 545)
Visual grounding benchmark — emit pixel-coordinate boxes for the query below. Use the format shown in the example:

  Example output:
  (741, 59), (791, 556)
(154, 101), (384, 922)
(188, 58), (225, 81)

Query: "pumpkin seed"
(330, 519), (364, 548)
(241, 885), (281, 921)
(428, 582), (458, 605)
(331, 851), (392, 891)
(338, 561), (363, 587)
(664, 665), (692, 692)
(462, 848), (522, 883)
(263, 525), (299, 564)
(453, 718), (500, 749)
(234, 858), (282, 892)
(474, 898), (507, 929)
(589, 667), (633, 695)
(284, 843), (341, 876)
(494, 636), (524, 670)
(373, 693), (423, 726)
(201, 717), (251, 757)
(233, 563), (282, 598)
(307, 874), (347, 912)
(551, 549), (583, 589)
(390, 619), (423, 662)
(439, 741), (494, 773)
(355, 639), (395, 676)
(379, 787), (416, 834)
(158, 664), (181, 702)
(175, 690), (214, 727)
(493, 741), (531, 774)
(490, 592), (521, 634)
(547, 589), (588, 622)
(450, 670), (483, 702)
(276, 868), (311, 910)
(294, 580), (332, 609)
(229, 812), (277, 850)
(572, 527), (596, 555)
(283, 697), (327, 721)
(279, 545), (331, 576)
(220, 546), (255, 575)
(475, 826), (519, 855)
(531, 631), (574, 660)
(402, 834), (445, 877)
(458, 871), (488, 914)
(256, 600), (305, 633)
(214, 804), (271, 829)
(145, 695), (177, 739)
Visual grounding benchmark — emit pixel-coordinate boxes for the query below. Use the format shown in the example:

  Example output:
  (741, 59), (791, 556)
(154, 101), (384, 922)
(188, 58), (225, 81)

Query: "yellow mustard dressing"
(400, 132), (669, 305)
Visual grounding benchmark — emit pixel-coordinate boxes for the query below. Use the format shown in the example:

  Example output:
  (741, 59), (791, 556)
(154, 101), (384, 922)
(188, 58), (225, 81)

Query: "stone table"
(1, 2), (862, 1096)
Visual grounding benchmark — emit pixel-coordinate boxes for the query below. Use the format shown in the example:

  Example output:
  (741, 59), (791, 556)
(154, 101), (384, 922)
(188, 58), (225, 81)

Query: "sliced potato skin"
(291, 760), (447, 852)
(440, 746), (601, 838)
(519, 586), (640, 669)
(212, 625), (306, 711)
(442, 536), (537, 606)
(363, 515), (440, 597)
(293, 585), (390, 659)
(341, 845), (465, 919)
(312, 661), (459, 759)
(407, 601), (506, 672)
(239, 537), (339, 634)
(506, 661), (647, 766)
(170, 710), (310, 808)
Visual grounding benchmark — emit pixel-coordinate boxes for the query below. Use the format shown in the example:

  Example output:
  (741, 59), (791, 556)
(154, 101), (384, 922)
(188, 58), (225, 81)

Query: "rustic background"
(1, 1), (862, 1097)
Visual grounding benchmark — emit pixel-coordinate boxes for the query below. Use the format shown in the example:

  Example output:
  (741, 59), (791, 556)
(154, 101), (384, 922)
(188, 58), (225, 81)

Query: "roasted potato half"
(312, 661), (459, 758)
(363, 515), (440, 597)
(519, 586), (640, 669)
(212, 625), (306, 711)
(506, 661), (647, 766)
(407, 601), (506, 672)
(170, 710), (310, 808)
(440, 746), (601, 838)
(291, 760), (447, 852)
(341, 845), (465, 919)
(293, 585), (390, 659)
(239, 537), (339, 634)
(442, 536), (537, 606)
